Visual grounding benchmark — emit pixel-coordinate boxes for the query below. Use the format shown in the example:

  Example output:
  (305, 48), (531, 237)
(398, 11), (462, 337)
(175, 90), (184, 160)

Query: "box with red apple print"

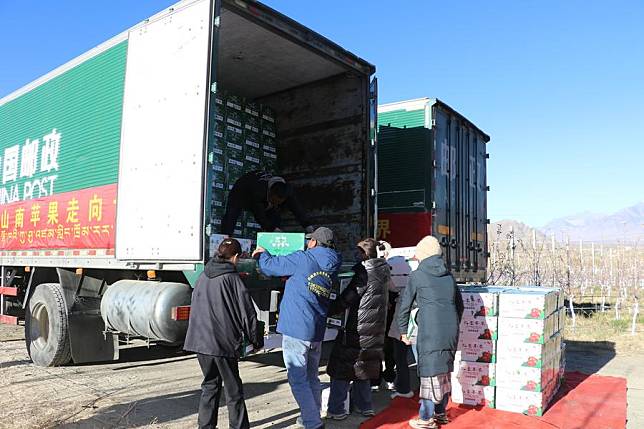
(497, 314), (558, 344)
(451, 379), (496, 408)
(459, 316), (498, 341)
(452, 360), (496, 386)
(498, 289), (559, 320)
(495, 379), (558, 417)
(459, 286), (500, 317)
(496, 334), (560, 369)
(495, 360), (557, 392)
(456, 338), (496, 363)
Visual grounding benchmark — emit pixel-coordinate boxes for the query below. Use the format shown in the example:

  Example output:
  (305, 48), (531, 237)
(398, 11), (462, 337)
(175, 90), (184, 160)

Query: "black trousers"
(373, 292), (398, 386)
(197, 354), (250, 429)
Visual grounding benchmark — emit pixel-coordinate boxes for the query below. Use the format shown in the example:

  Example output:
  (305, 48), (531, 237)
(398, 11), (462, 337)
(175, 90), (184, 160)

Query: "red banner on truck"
(377, 212), (432, 248)
(0, 184), (116, 251)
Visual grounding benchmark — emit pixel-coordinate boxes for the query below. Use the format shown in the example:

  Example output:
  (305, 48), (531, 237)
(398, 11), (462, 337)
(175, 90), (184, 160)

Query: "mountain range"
(489, 202), (643, 244)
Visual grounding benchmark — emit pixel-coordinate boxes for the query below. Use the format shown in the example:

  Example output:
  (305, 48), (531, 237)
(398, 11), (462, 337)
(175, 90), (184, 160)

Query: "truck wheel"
(25, 283), (72, 367)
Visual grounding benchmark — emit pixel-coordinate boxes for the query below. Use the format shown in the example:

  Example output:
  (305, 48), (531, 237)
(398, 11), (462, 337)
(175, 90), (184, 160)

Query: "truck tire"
(25, 283), (72, 367)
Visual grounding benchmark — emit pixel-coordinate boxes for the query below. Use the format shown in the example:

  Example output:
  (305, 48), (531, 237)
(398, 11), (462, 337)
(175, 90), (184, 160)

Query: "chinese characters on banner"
(0, 184), (117, 250)
(1, 128), (60, 204)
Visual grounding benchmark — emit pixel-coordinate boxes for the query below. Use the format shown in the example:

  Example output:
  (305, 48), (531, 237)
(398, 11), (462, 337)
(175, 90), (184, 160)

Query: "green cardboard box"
(244, 115), (260, 133)
(226, 109), (244, 128)
(213, 121), (225, 139)
(261, 121), (277, 138)
(261, 105), (276, 123)
(239, 321), (265, 358)
(261, 135), (278, 154)
(226, 157), (245, 182)
(225, 140), (244, 157)
(225, 124), (244, 144)
(214, 90), (226, 108)
(262, 150), (278, 172)
(256, 232), (305, 256)
(226, 94), (245, 111)
(244, 101), (260, 118)
(211, 144), (225, 163)
(244, 153), (262, 168)
(213, 110), (225, 124)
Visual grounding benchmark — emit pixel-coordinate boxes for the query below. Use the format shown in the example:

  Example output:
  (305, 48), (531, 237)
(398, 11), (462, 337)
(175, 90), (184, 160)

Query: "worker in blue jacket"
(252, 227), (342, 429)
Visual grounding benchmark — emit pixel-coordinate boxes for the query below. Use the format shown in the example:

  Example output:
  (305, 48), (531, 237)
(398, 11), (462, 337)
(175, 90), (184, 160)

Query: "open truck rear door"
(116, 0), (217, 262)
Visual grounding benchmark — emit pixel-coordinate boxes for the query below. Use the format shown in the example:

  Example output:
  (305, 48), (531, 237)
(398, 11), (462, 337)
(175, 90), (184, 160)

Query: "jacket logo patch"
(307, 271), (332, 299)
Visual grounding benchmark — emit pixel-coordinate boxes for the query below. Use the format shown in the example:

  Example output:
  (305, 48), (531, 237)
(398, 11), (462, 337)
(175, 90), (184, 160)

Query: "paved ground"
(1, 324), (642, 429)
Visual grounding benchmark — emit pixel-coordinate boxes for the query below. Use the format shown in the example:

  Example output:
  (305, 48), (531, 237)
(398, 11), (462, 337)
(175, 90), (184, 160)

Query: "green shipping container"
(377, 98), (489, 282)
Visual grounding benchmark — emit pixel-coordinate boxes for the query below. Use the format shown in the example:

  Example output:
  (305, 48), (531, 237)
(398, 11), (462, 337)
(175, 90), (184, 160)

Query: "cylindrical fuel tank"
(101, 280), (192, 343)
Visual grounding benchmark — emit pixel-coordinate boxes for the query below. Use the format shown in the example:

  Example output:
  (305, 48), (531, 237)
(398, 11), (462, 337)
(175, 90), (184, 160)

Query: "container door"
(369, 77), (378, 238)
(466, 129), (476, 274)
(116, 0), (217, 261)
(448, 117), (459, 271)
(476, 136), (489, 278)
(431, 107), (452, 266)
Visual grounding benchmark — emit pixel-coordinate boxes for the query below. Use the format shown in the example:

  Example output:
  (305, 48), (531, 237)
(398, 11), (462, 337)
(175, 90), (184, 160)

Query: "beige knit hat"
(415, 235), (442, 261)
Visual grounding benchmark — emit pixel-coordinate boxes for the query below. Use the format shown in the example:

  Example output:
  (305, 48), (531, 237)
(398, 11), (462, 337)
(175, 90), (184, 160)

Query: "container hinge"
(432, 201), (436, 209)
(486, 185), (490, 192)
(210, 82), (217, 94)
(433, 160), (437, 168)
(370, 188), (376, 197)
(485, 153), (490, 159)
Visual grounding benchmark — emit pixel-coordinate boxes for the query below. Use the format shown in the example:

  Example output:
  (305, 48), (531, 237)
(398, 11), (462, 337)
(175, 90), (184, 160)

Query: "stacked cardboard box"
(495, 288), (565, 417)
(452, 286), (565, 415)
(209, 90), (280, 244)
(452, 286), (500, 408)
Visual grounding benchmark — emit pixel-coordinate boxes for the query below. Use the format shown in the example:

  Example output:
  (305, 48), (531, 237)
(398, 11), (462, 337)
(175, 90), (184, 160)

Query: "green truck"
(0, 0), (377, 366)
(377, 98), (490, 282)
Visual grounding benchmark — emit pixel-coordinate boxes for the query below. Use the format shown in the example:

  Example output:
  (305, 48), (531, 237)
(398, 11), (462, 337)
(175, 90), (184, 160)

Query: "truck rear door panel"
(116, 0), (213, 262)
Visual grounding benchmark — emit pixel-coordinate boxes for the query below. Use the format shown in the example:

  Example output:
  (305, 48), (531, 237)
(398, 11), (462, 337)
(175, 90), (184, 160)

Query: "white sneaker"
(391, 391), (415, 399)
(386, 382), (396, 391)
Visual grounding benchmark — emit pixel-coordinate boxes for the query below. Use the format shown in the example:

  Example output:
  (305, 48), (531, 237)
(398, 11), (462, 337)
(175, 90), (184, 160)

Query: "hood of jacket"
(204, 257), (237, 279)
(308, 245), (342, 273)
(419, 255), (449, 277)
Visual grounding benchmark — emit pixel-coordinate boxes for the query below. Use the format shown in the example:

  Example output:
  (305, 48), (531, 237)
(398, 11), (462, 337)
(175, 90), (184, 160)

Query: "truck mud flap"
(69, 312), (119, 364)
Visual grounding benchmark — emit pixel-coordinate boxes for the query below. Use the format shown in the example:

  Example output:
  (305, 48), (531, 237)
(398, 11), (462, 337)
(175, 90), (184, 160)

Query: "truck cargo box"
(0, 0), (376, 366)
(0, 0), (376, 270)
(377, 98), (489, 282)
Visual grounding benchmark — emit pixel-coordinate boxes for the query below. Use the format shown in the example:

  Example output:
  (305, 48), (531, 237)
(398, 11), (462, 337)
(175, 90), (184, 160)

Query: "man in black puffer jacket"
(325, 238), (390, 420)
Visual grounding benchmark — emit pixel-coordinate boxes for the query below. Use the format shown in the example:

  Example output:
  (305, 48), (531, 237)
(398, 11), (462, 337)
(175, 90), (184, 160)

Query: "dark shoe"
(434, 413), (450, 424)
(324, 412), (349, 420)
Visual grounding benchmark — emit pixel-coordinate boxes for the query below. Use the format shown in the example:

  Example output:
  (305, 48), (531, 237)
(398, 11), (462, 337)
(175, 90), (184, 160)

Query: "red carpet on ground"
(360, 372), (627, 429)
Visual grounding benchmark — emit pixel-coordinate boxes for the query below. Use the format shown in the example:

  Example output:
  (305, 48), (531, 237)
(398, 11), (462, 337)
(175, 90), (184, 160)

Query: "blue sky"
(1, 0), (642, 226)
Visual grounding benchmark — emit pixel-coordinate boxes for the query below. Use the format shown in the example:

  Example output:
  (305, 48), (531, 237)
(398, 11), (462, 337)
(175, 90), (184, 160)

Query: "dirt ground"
(1, 323), (642, 429)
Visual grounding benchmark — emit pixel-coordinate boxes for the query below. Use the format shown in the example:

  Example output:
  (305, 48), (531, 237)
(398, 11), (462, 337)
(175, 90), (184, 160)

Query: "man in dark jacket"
(221, 170), (313, 235)
(184, 238), (264, 429)
(398, 235), (464, 429)
(252, 227), (341, 429)
(325, 238), (390, 420)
